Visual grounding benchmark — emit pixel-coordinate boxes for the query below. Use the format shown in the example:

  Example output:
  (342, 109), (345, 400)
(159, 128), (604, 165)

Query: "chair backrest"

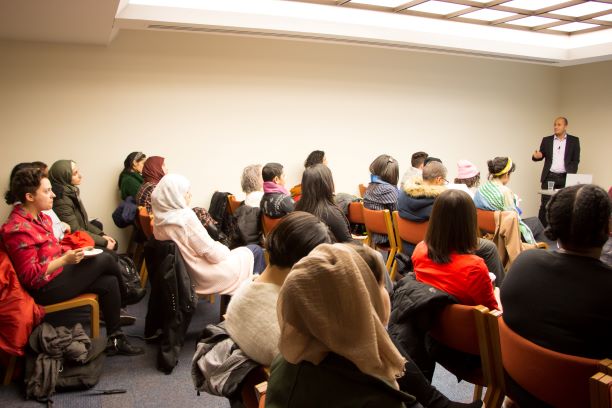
(476, 209), (496, 234)
(362, 208), (395, 244)
(495, 315), (600, 408)
(347, 201), (365, 225)
(392, 211), (428, 248)
(262, 214), (282, 237)
(359, 183), (367, 198)
(227, 194), (242, 215)
(430, 304), (490, 356)
(138, 206), (154, 239)
(591, 371), (612, 408)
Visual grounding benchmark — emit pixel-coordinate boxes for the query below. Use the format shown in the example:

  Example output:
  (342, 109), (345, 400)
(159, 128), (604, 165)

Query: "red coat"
(412, 241), (498, 311)
(0, 250), (45, 356)
(1, 205), (69, 290)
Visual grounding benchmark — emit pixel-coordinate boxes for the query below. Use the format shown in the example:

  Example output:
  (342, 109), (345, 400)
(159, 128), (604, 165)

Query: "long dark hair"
(117, 151), (146, 188)
(425, 189), (479, 264)
(295, 164), (337, 219)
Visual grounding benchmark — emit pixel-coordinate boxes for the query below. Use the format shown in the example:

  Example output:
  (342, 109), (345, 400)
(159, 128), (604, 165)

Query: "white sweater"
(225, 278), (281, 366)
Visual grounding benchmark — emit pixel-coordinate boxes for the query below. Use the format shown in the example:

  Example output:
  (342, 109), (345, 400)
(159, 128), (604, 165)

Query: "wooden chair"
(486, 311), (605, 408)
(591, 369), (612, 408)
(240, 366), (269, 408)
(390, 211), (428, 280)
(261, 214), (282, 238)
(347, 201), (365, 225)
(476, 209), (496, 235)
(3, 293), (100, 385)
(358, 183), (367, 198)
(227, 194), (242, 215)
(429, 304), (495, 405)
(362, 208), (397, 271)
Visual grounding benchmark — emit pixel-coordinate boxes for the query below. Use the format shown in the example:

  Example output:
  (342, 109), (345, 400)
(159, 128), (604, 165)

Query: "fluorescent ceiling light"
(509, 16), (559, 27)
(551, 2), (612, 17)
(501, 0), (567, 11)
(460, 9), (516, 21)
(550, 22), (599, 32)
(408, 1), (469, 15)
(349, 0), (409, 7)
(593, 13), (612, 22)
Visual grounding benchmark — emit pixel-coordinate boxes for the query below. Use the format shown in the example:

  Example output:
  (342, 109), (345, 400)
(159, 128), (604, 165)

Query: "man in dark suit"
(532, 116), (580, 226)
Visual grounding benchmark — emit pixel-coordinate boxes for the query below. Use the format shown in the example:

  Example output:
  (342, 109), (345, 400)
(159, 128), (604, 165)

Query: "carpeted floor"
(1, 290), (476, 407)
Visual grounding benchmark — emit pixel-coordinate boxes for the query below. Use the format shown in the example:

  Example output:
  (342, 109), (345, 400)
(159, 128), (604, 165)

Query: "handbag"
(117, 254), (146, 305)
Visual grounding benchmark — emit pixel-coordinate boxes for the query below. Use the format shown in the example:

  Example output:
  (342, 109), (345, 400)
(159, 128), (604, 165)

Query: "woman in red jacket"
(412, 189), (498, 311)
(1, 167), (143, 356)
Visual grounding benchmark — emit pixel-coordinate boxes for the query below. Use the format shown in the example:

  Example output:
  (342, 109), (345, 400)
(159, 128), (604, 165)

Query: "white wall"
(560, 60), (612, 190)
(1, 29), (590, 248)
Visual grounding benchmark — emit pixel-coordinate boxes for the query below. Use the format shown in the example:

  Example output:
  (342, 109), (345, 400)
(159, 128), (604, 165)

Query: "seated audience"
(501, 184), (611, 359)
(1, 168), (143, 355)
(151, 174), (261, 295)
(234, 164), (264, 245)
(473, 157), (544, 244)
(240, 164), (264, 207)
(5, 162), (69, 242)
(398, 161), (447, 223)
(295, 164), (353, 243)
(49, 160), (118, 250)
(412, 189), (499, 310)
(363, 154), (399, 245)
(260, 162), (294, 218)
(400, 151), (428, 189)
(453, 160), (480, 197)
(266, 243), (414, 407)
(136, 155), (167, 213)
(225, 212), (333, 366)
(290, 150), (327, 201)
(118, 151), (146, 200)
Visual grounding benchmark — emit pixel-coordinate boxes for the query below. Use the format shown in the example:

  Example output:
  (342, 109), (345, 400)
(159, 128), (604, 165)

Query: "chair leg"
(90, 300), (100, 339)
(473, 384), (483, 402)
(3, 355), (16, 385)
(139, 261), (148, 288)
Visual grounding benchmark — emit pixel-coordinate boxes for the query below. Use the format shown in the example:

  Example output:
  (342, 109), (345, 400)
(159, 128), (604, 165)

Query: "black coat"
(387, 274), (456, 381)
(144, 239), (198, 374)
(532, 134), (580, 182)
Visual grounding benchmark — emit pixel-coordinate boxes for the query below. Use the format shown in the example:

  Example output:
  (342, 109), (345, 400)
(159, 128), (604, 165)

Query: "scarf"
(278, 243), (406, 385)
(142, 156), (166, 184)
(151, 174), (198, 228)
(48, 160), (79, 196)
(263, 181), (289, 196)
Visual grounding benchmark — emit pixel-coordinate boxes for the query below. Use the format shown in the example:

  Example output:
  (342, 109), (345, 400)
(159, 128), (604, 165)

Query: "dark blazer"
(532, 134), (580, 182)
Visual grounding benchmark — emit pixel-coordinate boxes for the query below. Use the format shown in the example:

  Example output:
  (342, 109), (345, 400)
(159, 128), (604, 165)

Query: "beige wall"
(559, 60), (612, 190)
(2, 29), (599, 249)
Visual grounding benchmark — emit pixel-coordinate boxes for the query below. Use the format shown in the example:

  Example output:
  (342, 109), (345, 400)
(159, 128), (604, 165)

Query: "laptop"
(565, 174), (593, 187)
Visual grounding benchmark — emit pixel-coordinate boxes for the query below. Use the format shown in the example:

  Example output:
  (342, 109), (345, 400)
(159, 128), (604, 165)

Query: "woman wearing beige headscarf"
(265, 243), (417, 408)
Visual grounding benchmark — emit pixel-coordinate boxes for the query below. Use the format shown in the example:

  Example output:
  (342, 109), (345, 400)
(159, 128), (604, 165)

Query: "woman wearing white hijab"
(151, 174), (254, 295)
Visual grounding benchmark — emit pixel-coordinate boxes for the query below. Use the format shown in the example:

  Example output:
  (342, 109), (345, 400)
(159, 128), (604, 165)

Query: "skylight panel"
(408, 1), (470, 15)
(509, 16), (560, 27)
(549, 22), (599, 32)
(551, 2), (612, 17)
(459, 9), (517, 21)
(501, 0), (568, 11)
(350, 0), (410, 7)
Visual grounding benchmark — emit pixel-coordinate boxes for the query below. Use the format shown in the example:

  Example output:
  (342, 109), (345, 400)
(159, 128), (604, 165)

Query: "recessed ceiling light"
(549, 22), (599, 32)
(408, 1), (469, 15)
(459, 9), (516, 21)
(509, 16), (559, 27)
(501, 0), (568, 11)
(593, 13), (612, 22)
(349, 0), (410, 7)
(550, 2), (612, 17)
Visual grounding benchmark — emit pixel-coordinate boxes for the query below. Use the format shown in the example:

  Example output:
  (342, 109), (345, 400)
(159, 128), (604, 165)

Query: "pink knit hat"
(457, 160), (479, 179)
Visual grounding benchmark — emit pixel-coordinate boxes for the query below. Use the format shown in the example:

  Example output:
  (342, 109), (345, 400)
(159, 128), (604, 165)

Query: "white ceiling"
(1, 0), (612, 66)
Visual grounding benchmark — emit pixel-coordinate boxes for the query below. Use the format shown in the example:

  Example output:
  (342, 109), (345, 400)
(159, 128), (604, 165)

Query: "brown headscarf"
(142, 156), (165, 184)
(277, 243), (406, 385)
